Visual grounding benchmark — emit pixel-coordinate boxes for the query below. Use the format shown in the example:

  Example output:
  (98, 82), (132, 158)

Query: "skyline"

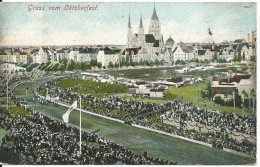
(0, 2), (257, 46)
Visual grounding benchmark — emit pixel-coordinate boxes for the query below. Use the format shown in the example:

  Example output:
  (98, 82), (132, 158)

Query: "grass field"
(116, 83), (251, 116)
(0, 97), (14, 104)
(166, 83), (252, 116)
(54, 78), (131, 97)
(0, 107), (30, 116)
(11, 77), (256, 165)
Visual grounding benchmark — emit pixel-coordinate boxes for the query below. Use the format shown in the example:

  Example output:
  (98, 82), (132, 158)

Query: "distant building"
(195, 49), (214, 61)
(32, 48), (52, 64)
(0, 63), (25, 72)
(172, 42), (195, 62)
(218, 48), (234, 62)
(211, 74), (256, 100)
(150, 88), (164, 98)
(241, 44), (256, 61)
(126, 6), (166, 63)
(97, 47), (121, 67)
(211, 86), (236, 100)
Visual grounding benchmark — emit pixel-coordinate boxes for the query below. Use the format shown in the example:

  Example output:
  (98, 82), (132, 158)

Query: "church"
(124, 6), (168, 63)
(121, 6), (197, 65)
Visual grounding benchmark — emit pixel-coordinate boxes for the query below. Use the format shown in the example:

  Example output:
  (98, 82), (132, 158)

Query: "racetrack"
(12, 76), (256, 165)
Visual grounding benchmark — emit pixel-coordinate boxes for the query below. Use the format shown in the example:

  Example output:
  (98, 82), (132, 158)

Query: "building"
(126, 6), (166, 63)
(121, 48), (141, 62)
(16, 51), (28, 64)
(32, 48), (52, 64)
(0, 63), (25, 72)
(67, 48), (80, 62)
(78, 48), (98, 63)
(211, 74), (256, 100)
(172, 42), (195, 62)
(218, 48), (234, 62)
(241, 44), (256, 61)
(0, 52), (8, 62)
(211, 86), (236, 100)
(97, 47), (121, 67)
(150, 89), (164, 98)
(195, 49), (214, 61)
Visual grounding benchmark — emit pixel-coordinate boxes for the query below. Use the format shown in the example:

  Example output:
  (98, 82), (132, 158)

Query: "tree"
(59, 59), (67, 71)
(242, 52), (245, 61)
(90, 59), (98, 67)
(154, 59), (160, 66)
(51, 63), (59, 71)
(97, 62), (102, 68)
(68, 60), (76, 71)
(108, 62), (114, 68)
(237, 52), (242, 62)
(233, 54), (237, 62)
(120, 57), (126, 66)
(175, 60), (180, 65)
(160, 59), (165, 65)
(80, 62), (88, 71)
(129, 55), (134, 66)
(214, 96), (224, 105)
(251, 55), (256, 62)
(251, 89), (256, 98)
(114, 62), (119, 68)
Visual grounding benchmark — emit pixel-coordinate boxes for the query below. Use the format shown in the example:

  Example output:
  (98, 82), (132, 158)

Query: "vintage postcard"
(0, 1), (257, 165)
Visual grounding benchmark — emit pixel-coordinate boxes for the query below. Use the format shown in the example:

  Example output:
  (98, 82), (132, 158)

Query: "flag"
(62, 100), (77, 123)
(6, 68), (11, 80)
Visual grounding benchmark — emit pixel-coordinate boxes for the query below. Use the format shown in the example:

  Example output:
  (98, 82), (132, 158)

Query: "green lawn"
(0, 97), (14, 104)
(117, 83), (252, 116)
(54, 78), (131, 97)
(166, 83), (252, 116)
(0, 107), (30, 116)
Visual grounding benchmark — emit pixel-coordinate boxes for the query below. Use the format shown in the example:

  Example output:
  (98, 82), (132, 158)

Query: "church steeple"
(138, 14), (145, 46)
(152, 4), (159, 20)
(127, 14), (133, 48)
(149, 4), (161, 40)
(139, 14), (143, 28)
(128, 14), (132, 28)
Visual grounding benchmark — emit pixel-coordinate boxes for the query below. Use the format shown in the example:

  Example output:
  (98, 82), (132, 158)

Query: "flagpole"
(7, 76), (8, 110)
(253, 97), (255, 114)
(233, 92), (235, 110)
(79, 95), (82, 156)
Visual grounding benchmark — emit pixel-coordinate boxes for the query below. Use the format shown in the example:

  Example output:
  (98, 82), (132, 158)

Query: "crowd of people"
(0, 97), (174, 165)
(36, 76), (256, 157)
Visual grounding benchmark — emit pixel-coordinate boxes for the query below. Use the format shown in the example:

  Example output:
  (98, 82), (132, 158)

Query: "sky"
(0, 2), (256, 46)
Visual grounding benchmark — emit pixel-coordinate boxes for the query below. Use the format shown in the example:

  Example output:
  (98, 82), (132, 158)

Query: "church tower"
(127, 14), (133, 48)
(148, 5), (161, 40)
(138, 14), (145, 47)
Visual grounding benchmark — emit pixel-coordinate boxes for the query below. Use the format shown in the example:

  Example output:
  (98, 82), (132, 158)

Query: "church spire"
(128, 14), (132, 28)
(139, 14), (143, 28)
(152, 4), (159, 20)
